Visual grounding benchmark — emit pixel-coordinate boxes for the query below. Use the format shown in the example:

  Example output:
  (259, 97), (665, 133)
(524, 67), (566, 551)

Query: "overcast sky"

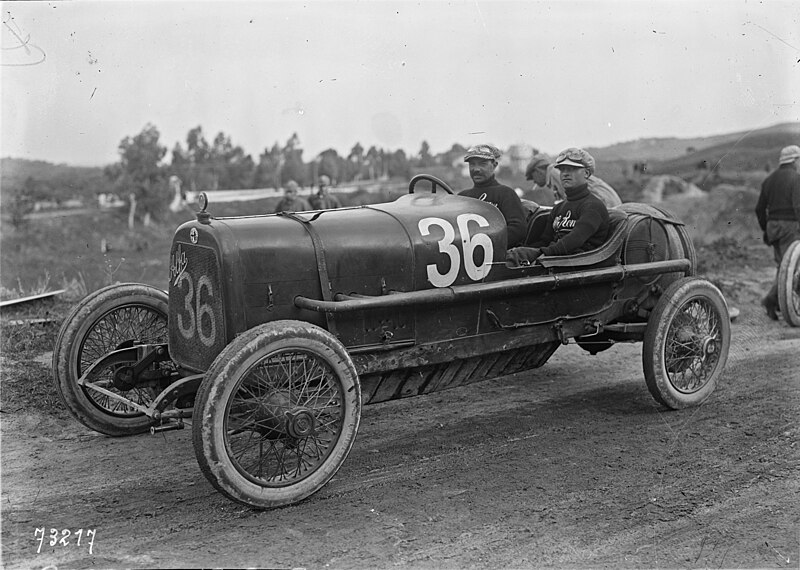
(2, 0), (799, 167)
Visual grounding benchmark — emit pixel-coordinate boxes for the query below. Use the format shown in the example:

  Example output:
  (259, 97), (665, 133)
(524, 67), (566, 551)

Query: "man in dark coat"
(458, 144), (527, 248)
(273, 180), (310, 213)
(525, 154), (622, 208)
(309, 175), (342, 210)
(755, 144), (800, 319)
(507, 147), (610, 266)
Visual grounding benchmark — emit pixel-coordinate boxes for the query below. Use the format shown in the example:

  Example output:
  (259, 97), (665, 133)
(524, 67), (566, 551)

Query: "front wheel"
(777, 240), (800, 327)
(192, 320), (362, 509)
(642, 278), (730, 409)
(52, 283), (170, 435)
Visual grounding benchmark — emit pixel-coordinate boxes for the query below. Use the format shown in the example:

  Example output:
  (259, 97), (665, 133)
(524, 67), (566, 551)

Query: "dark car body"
(168, 188), (694, 404)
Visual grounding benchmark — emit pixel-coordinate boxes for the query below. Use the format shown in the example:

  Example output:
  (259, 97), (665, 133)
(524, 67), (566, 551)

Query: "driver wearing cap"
(459, 144), (527, 248)
(508, 147), (610, 266)
(525, 153), (622, 208)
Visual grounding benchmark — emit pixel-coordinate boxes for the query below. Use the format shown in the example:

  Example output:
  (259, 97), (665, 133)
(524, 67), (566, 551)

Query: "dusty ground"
(2, 246), (799, 569)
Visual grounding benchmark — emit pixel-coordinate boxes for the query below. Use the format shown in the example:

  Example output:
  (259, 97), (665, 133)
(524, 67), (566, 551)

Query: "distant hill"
(650, 123), (800, 176)
(1, 158), (107, 203)
(585, 122), (800, 163)
(582, 122), (800, 200)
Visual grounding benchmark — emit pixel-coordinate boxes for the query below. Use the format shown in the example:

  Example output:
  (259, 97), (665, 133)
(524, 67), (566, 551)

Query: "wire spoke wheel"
(52, 283), (170, 435)
(663, 300), (723, 392)
(643, 278), (730, 409)
(80, 304), (169, 416)
(777, 240), (800, 327)
(193, 321), (361, 509)
(225, 349), (345, 486)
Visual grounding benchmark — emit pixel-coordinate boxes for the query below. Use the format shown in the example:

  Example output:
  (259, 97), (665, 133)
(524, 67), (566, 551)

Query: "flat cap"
(525, 155), (552, 179)
(464, 144), (502, 162)
(779, 145), (800, 165)
(554, 147), (595, 176)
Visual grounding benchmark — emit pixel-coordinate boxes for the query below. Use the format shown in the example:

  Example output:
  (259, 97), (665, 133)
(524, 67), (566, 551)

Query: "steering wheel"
(408, 174), (454, 195)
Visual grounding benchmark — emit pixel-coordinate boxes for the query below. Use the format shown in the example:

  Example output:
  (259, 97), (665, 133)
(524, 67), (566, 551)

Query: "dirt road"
(2, 286), (798, 569)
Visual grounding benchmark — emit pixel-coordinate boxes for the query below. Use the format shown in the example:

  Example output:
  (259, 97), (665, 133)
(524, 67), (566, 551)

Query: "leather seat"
(537, 207), (629, 268)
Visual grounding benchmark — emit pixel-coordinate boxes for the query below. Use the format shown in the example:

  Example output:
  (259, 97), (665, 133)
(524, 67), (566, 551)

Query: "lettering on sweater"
(552, 210), (576, 232)
(476, 192), (500, 208)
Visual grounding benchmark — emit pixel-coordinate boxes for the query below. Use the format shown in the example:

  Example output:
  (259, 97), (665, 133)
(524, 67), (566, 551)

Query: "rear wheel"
(52, 283), (169, 435)
(192, 320), (361, 509)
(777, 240), (800, 327)
(642, 278), (730, 409)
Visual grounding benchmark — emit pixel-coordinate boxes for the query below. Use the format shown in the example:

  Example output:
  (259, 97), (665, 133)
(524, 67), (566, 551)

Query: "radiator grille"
(168, 242), (226, 371)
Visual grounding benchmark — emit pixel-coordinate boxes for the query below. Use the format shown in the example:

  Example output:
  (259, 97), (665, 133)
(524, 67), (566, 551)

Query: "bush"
(6, 188), (35, 229)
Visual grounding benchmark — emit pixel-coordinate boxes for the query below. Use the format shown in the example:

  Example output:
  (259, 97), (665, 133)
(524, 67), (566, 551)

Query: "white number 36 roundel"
(418, 214), (494, 287)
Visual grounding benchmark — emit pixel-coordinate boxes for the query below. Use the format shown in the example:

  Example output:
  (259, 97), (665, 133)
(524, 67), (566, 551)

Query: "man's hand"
(506, 247), (542, 267)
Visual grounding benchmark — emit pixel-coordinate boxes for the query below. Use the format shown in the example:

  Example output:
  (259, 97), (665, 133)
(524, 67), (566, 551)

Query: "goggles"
(556, 148), (586, 164)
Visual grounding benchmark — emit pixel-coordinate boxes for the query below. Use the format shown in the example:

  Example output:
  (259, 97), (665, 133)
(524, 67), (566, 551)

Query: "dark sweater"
(755, 164), (800, 230)
(533, 184), (610, 256)
(458, 177), (527, 247)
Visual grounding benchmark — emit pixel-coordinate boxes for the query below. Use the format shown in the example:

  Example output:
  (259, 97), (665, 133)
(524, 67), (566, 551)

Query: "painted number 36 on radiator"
(419, 213), (494, 287)
(174, 271), (218, 347)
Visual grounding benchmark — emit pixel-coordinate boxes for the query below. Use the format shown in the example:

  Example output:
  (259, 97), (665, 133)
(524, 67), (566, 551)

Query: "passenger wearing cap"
(310, 174), (342, 210)
(507, 147), (610, 266)
(273, 180), (311, 213)
(755, 144), (800, 320)
(459, 144), (527, 248)
(525, 154), (622, 208)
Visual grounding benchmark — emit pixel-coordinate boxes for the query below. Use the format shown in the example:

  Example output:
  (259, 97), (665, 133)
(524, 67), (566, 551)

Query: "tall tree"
(280, 133), (306, 187)
(171, 126), (214, 192)
(441, 143), (468, 167)
(109, 123), (167, 228)
(254, 144), (282, 189)
(365, 146), (381, 180)
(348, 143), (365, 180)
(316, 149), (341, 184)
(417, 141), (435, 168)
(387, 149), (410, 179)
(210, 132), (255, 189)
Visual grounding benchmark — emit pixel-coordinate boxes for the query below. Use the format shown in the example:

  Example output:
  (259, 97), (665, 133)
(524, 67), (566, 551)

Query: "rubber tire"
(777, 240), (800, 327)
(192, 320), (361, 509)
(642, 277), (730, 409)
(52, 283), (169, 436)
(674, 223), (697, 277)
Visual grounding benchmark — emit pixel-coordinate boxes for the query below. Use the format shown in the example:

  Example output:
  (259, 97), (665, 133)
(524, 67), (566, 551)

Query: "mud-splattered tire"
(192, 320), (361, 509)
(642, 278), (730, 409)
(777, 240), (800, 327)
(52, 283), (169, 436)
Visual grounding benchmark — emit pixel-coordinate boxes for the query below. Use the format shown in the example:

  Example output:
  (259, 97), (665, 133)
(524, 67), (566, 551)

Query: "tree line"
(105, 123), (472, 227)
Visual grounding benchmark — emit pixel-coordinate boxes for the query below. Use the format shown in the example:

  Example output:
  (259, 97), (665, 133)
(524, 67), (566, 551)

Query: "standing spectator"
(459, 144), (527, 248)
(309, 175), (342, 210)
(755, 145), (800, 320)
(526, 153), (622, 208)
(168, 175), (185, 213)
(273, 180), (310, 213)
(508, 147), (610, 266)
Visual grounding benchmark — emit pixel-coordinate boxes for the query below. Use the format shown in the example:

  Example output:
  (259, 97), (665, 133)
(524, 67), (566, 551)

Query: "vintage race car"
(53, 174), (734, 510)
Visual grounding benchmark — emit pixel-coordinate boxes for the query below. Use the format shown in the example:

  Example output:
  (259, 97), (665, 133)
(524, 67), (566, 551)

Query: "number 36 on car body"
(418, 214), (494, 287)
